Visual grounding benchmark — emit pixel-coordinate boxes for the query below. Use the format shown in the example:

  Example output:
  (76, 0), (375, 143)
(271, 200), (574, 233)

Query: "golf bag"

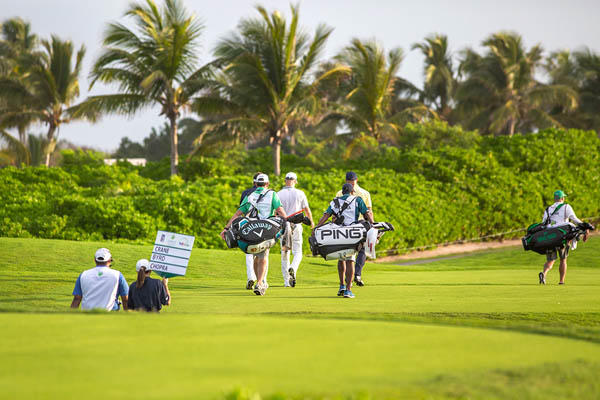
(309, 221), (394, 261)
(225, 216), (285, 254)
(522, 222), (595, 255)
(224, 211), (313, 255)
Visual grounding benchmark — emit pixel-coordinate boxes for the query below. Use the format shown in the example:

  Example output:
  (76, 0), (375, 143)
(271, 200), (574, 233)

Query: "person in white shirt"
(71, 248), (129, 311)
(336, 171), (372, 286)
(539, 190), (588, 285)
(277, 172), (315, 287)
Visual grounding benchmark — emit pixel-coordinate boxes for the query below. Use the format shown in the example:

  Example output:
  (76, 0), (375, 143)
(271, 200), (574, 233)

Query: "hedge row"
(1, 128), (599, 254)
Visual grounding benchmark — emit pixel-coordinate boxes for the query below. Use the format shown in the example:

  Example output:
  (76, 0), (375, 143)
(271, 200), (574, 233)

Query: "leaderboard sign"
(150, 231), (195, 278)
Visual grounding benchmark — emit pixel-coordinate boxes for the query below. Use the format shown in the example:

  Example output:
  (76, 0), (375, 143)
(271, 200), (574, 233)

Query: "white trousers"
(281, 224), (303, 286)
(246, 253), (268, 284)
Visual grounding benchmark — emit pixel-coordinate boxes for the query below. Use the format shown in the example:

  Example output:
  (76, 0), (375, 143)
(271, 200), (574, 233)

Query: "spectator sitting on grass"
(71, 248), (129, 311)
(127, 259), (171, 312)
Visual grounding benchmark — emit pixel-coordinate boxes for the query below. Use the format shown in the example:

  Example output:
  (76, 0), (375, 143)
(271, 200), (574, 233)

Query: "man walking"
(539, 190), (588, 285)
(316, 183), (374, 298)
(71, 248), (129, 311)
(278, 172), (315, 287)
(222, 174), (287, 295)
(337, 171), (372, 286)
(239, 172), (268, 290)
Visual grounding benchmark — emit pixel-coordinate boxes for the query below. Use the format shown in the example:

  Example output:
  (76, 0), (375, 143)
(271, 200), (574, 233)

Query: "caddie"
(277, 172), (315, 287)
(70, 248), (129, 311)
(336, 171), (372, 286)
(239, 172), (268, 290)
(316, 183), (374, 298)
(538, 190), (588, 285)
(221, 174), (287, 295)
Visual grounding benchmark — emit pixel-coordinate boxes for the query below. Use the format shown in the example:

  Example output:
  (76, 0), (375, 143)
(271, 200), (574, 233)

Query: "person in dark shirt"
(239, 173), (260, 205)
(127, 259), (171, 312)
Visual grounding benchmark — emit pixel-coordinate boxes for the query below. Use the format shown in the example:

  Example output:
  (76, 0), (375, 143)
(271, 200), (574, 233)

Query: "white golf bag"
(309, 221), (394, 260)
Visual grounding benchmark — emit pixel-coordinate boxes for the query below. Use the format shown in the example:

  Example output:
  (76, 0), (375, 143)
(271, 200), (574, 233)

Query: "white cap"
(136, 259), (150, 272)
(255, 173), (269, 184)
(285, 172), (297, 181)
(94, 248), (112, 262)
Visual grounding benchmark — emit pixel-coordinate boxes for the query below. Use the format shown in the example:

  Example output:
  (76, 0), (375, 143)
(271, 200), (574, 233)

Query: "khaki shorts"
(546, 246), (569, 262)
(340, 253), (356, 262)
(254, 248), (270, 260)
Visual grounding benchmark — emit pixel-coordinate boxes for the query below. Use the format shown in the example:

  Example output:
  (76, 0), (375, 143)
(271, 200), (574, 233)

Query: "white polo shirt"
(73, 266), (128, 311)
(542, 202), (582, 227)
(278, 186), (309, 215)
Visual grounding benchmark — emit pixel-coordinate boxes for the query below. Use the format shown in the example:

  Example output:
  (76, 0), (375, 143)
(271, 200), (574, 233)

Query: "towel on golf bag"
(225, 216), (285, 254)
(364, 222), (395, 259)
(522, 222), (594, 255)
(281, 222), (293, 251)
(309, 221), (394, 261)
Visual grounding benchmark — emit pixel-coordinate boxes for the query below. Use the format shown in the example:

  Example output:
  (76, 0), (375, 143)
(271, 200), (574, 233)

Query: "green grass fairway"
(1, 237), (600, 399)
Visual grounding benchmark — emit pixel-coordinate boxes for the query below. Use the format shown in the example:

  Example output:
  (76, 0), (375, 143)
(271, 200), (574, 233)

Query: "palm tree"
(0, 18), (39, 145)
(455, 32), (577, 136)
(193, 4), (346, 176)
(544, 50), (587, 129)
(26, 133), (48, 166)
(0, 18), (38, 76)
(412, 34), (455, 120)
(575, 49), (600, 133)
(82, 0), (210, 176)
(0, 130), (29, 165)
(0, 36), (93, 166)
(328, 39), (433, 145)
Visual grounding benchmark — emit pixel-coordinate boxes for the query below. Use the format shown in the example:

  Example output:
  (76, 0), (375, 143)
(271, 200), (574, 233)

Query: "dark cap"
(342, 183), (354, 195)
(346, 171), (357, 181)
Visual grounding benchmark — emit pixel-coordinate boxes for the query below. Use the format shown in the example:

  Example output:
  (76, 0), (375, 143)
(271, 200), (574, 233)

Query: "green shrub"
(1, 128), (599, 254)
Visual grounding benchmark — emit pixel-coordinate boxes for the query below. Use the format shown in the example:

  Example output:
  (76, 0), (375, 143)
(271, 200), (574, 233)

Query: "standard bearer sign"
(150, 231), (195, 278)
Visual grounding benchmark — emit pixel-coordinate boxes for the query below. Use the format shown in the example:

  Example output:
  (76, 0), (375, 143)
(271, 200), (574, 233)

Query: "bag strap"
(544, 203), (566, 226)
(543, 206), (551, 226)
(255, 189), (273, 205)
(333, 198), (341, 210)
(551, 203), (565, 216)
(334, 196), (356, 219)
(246, 189), (273, 218)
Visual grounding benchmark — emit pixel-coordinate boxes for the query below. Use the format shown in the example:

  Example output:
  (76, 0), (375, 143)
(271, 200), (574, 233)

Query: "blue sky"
(3, 0), (599, 151)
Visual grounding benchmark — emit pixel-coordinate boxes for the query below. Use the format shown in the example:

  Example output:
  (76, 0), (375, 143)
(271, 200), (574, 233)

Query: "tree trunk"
(272, 135), (281, 176)
(169, 114), (178, 176)
(18, 126), (27, 147)
(44, 124), (56, 167)
(289, 131), (296, 155)
(371, 118), (380, 143)
(508, 119), (516, 137)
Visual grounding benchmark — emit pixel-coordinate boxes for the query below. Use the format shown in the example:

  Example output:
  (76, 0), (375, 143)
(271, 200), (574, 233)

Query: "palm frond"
(76, 94), (152, 116)
(0, 129), (30, 165)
